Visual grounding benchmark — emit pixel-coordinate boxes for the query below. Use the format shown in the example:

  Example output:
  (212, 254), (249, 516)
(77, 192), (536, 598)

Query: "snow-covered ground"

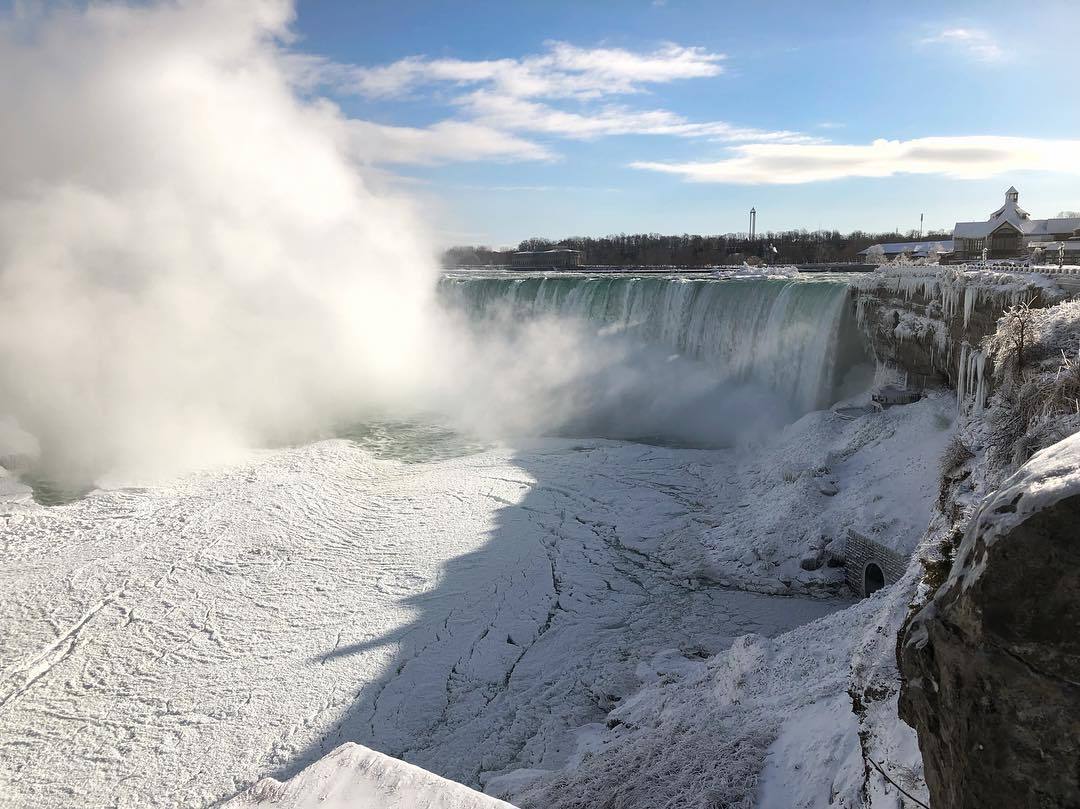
(484, 396), (954, 808)
(0, 433), (838, 807)
(0, 391), (953, 808)
(692, 393), (953, 593)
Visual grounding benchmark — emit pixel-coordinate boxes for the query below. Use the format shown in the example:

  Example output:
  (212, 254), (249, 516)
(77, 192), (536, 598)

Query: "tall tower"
(749, 207), (757, 241)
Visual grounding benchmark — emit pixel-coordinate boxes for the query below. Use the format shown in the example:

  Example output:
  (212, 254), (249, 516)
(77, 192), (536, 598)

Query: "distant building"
(1030, 239), (1080, 266)
(858, 240), (954, 262)
(510, 248), (583, 269)
(951, 187), (1080, 261)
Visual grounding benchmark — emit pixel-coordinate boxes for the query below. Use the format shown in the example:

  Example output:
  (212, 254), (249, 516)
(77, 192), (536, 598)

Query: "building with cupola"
(951, 187), (1080, 261)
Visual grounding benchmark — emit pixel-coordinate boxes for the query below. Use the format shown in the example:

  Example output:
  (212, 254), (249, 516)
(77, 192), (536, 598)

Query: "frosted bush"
(983, 299), (1080, 471)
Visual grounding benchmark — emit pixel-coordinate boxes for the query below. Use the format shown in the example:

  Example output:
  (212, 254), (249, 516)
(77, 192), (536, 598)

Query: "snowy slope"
(227, 743), (514, 809)
(498, 587), (912, 809)
(689, 392), (954, 593)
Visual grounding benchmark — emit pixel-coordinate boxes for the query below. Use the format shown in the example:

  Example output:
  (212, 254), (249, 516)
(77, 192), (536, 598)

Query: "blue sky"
(290, 0), (1080, 246)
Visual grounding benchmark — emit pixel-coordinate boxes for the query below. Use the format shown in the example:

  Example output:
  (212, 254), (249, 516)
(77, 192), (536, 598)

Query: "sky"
(243, 2), (1078, 245)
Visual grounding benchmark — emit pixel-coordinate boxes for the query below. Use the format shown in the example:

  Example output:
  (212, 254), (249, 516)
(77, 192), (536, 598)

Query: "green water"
(335, 419), (492, 464)
(20, 470), (94, 507)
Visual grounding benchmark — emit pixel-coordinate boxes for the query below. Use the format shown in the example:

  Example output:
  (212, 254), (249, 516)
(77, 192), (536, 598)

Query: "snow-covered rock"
(899, 432), (1080, 809)
(226, 743), (515, 809)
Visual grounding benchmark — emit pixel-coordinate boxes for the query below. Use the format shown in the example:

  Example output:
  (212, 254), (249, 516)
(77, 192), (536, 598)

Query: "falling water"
(440, 273), (872, 416)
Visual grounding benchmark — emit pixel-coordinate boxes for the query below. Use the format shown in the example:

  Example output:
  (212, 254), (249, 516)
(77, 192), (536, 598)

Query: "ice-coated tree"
(865, 244), (887, 265)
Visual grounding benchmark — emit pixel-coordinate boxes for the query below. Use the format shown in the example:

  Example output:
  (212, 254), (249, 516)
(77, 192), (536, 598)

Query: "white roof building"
(858, 240), (954, 260)
(952, 187), (1080, 260)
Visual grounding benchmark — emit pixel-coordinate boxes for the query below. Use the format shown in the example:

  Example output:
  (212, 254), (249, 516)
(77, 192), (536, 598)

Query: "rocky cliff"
(851, 267), (1061, 399)
(898, 432), (1080, 809)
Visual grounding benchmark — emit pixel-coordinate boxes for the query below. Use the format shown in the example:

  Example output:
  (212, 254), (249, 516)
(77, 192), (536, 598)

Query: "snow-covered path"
(0, 437), (841, 807)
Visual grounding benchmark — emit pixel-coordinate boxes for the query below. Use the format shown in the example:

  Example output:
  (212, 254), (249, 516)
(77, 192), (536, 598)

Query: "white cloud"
(454, 184), (622, 193)
(630, 136), (1080, 184)
(920, 27), (1004, 62)
(544, 41), (722, 86)
(311, 41), (726, 101)
(344, 119), (554, 165)
(286, 40), (805, 158)
(457, 91), (811, 142)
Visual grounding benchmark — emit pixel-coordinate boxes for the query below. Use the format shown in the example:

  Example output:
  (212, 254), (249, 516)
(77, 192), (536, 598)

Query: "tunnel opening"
(863, 562), (885, 597)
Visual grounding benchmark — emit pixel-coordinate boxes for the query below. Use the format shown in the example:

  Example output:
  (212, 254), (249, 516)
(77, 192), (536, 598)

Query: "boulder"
(899, 434), (1080, 809)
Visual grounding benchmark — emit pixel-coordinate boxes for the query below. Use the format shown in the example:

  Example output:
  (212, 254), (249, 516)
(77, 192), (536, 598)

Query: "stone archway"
(844, 530), (903, 597)
(863, 562), (885, 597)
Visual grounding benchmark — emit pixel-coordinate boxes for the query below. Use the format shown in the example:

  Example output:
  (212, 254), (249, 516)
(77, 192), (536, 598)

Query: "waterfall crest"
(441, 274), (871, 416)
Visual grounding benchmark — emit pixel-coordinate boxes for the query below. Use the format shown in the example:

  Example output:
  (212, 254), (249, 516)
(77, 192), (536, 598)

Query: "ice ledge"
(225, 743), (517, 809)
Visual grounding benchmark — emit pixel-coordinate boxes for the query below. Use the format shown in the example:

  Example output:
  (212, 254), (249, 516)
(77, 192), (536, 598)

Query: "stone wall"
(843, 529), (905, 596)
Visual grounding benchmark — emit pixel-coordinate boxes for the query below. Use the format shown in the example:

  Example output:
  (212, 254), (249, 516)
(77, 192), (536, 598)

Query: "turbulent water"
(440, 272), (872, 416)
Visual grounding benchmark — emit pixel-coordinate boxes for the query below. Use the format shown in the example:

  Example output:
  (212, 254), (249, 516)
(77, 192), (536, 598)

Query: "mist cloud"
(0, 0), (438, 480)
(0, 0), (817, 488)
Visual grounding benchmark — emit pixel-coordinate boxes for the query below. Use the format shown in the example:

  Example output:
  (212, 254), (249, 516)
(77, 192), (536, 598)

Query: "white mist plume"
(0, 0), (815, 488)
(0, 0), (437, 480)
(429, 309), (794, 448)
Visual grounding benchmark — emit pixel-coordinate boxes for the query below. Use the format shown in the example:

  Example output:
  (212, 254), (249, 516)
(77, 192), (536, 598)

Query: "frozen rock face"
(899, 433), (1080, 809)
(852, 266), (1061, 392)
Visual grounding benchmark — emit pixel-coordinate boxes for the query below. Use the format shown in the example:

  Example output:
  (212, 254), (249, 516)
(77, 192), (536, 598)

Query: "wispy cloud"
(454, 184), (622, 193)
(345, 120), (555, 165)
(920, 27), (1004, 62)
(294, 41), (726, 101)
(630, 136), (1080, 184)
(286, 40), (810, 162)
(457, 91), (815, 143)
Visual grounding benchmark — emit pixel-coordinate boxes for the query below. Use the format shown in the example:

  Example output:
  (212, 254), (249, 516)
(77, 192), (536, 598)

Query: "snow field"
(0, 436), (837, 807)
(0, 390), (954, 808)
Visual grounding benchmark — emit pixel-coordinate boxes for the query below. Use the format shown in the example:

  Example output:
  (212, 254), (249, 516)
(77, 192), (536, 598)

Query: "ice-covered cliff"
(891, 286), (1080, 809)
(899, 432), (1080, 809)
(852, 266), (1063, 404)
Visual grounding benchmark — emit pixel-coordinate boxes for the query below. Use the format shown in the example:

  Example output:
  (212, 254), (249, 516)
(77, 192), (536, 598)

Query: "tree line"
(442, 228), (953, 268)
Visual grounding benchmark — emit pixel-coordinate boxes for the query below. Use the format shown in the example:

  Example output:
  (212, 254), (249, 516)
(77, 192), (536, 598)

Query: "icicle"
(957, 343), (969, 412)
(963, 286), (977, 329)
(973, 350), (987, 413)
